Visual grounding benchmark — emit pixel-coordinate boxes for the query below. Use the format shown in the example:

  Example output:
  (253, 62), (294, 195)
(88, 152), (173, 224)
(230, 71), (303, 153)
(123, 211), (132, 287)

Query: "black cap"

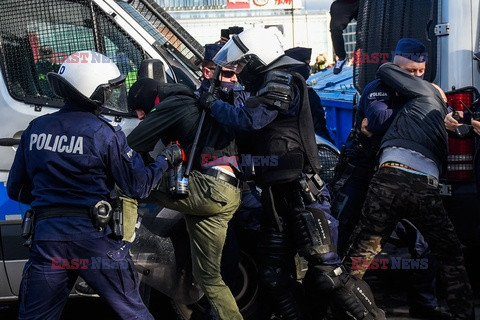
(394, 38), (427, 63)
(284, 47), (312, 63)
(204, 43), (224, 62)
(127, 78), (159, 114)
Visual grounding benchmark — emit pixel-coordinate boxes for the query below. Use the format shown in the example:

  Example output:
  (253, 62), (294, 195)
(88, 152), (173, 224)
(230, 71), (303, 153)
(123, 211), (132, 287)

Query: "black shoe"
(75, 281), (100, 297)
(333, 59), (347, 74)
(409, 306), (452, 320)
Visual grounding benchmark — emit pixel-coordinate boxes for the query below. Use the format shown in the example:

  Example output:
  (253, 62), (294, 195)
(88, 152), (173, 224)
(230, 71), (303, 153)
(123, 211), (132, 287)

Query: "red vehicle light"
(444, 91), (475, 181)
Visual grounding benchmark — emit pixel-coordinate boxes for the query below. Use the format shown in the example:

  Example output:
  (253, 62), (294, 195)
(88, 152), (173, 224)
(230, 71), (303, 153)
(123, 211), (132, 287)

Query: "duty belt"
(205, 168), (241, 188)
(34, 206), (91, 222)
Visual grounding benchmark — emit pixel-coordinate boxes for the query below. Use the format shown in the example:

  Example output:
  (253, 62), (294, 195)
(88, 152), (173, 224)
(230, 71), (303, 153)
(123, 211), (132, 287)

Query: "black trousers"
(330, 0), (359, 60)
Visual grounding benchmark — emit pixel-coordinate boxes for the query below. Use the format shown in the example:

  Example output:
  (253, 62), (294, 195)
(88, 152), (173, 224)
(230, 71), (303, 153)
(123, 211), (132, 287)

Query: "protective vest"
(248, 71), (321, 187)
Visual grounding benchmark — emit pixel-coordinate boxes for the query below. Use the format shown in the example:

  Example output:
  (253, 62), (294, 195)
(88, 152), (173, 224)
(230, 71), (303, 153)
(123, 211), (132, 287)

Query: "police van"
(0, 0), (254, 318)
(0, 0), (341, 318)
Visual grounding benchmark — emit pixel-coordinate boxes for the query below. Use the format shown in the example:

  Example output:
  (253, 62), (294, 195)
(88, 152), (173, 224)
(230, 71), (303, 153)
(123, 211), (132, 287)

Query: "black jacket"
(378, 63), (448, 172)
(127, 83), (238, 171)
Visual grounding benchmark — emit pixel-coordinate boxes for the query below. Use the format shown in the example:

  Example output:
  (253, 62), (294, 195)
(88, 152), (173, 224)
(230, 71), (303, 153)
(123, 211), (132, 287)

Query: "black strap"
(205, 168), (240, 188)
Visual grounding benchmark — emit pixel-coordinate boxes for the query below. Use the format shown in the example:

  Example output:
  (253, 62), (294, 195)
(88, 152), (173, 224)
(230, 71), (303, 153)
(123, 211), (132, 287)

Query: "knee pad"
(291, 209), (336, 258)
(332, 274), (386, 320)
(259, 265), (291, 289)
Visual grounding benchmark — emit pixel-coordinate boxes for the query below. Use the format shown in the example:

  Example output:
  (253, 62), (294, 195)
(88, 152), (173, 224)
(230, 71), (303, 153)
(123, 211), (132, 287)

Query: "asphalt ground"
(1, 281), (478, 319)
(1, 244), (479, 319)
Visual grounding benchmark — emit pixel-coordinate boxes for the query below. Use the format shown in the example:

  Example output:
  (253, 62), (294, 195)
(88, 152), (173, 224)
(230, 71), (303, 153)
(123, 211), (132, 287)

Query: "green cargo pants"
(148, 170), (243, 320)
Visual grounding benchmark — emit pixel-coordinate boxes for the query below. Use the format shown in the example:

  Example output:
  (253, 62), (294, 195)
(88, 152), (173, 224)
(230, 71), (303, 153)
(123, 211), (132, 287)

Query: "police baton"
(0, 138), (20, 146)
(185, 66), (222, 177)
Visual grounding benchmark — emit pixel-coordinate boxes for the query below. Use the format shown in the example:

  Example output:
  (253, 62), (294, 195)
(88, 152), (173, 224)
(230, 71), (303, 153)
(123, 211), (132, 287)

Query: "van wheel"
(170, 250), (270, 320)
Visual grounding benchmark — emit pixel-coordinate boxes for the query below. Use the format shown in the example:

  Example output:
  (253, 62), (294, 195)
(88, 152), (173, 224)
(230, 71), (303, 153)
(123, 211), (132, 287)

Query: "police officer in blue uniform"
(196, 43), (250, 108)
(330, 39), (451, 319)
(7, 51), (181, 320)
(199, 28), (386, 320)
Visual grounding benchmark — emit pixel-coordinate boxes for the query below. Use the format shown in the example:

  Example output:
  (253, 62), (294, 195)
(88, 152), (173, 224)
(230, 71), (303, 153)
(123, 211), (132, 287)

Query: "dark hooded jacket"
(127, 80), (238, 171)
(378, 63), (448, 172)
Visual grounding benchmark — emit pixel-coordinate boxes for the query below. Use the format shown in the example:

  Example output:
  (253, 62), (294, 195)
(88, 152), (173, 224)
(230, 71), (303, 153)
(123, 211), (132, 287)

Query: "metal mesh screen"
(318, 145), (339, 185)
(353, 0), (437, 94)
(0, 0), (147, 103)
(129, 0), (204, 72)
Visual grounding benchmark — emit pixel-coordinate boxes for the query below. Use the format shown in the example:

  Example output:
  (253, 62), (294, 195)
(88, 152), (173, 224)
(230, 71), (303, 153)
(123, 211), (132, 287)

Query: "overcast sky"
(304, 0), (332, 10)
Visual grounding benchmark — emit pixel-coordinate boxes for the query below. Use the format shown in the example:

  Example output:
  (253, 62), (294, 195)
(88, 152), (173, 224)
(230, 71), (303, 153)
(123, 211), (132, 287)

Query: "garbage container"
(308, 66), (357, 148)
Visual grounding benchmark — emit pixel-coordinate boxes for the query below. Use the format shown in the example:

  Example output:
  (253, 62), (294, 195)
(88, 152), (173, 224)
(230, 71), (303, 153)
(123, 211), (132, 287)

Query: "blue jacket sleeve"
(358, 80), (397, 135)
(108, 130), (168, 199)
(363, 100), (395, 135)
(209, 99), (278, 131)
(7, 129), (32, 203)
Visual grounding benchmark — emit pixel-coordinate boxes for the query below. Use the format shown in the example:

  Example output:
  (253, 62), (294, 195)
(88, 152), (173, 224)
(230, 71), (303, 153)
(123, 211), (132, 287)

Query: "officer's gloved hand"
(198, 92), (218, 111)
(217, 87), (235, 105)
(160, 144), (183, 168)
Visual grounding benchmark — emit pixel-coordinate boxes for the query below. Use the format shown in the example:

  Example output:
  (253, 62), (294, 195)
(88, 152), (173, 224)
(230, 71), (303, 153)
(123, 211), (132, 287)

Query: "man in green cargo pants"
(127, 77), (243, 320)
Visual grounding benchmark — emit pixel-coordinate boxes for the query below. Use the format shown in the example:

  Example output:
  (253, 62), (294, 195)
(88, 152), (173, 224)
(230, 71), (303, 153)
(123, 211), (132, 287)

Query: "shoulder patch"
(368, 91), (389, 99)
(98, 115), (122, 132)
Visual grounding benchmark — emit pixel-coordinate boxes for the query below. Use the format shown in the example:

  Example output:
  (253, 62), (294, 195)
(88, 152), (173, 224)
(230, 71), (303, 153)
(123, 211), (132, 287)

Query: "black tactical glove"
(160, 144), (183, 168)
(198, 92), (218, 111)
(217, 87), (235, 105)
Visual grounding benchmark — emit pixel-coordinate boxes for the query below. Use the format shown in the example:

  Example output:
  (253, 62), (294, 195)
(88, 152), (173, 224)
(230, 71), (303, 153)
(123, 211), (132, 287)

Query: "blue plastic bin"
(308, 66), (357, 148)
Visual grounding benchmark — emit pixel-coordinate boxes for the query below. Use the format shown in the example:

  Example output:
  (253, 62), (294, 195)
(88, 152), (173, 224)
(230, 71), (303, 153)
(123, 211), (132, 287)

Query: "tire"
(171, 249), (270, 320)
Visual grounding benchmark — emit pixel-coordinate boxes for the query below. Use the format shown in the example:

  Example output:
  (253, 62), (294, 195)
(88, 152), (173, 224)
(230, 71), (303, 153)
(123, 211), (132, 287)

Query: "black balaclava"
(284, 47), (312, 80)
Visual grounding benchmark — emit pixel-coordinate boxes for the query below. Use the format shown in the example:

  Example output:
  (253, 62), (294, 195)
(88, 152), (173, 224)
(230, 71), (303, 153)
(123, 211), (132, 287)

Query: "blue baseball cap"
(204, 43), (224, 62)
(394, 38), (427, 63)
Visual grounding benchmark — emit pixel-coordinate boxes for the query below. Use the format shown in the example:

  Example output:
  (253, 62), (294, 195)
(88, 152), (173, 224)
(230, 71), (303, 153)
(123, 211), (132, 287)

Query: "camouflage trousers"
(344, 166), (475, 320)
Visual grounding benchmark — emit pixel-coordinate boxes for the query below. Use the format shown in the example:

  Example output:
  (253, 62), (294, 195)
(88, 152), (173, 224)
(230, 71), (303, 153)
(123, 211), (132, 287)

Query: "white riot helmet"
(48, 50), (128, 113)
(213, 28), (303, 91)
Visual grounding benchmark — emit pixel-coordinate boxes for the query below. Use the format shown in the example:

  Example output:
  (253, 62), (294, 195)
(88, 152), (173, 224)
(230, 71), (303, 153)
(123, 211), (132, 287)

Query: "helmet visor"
(103, 81), (128, 113)
(213, 35), (248, 72)
(91, 74), (129, 114)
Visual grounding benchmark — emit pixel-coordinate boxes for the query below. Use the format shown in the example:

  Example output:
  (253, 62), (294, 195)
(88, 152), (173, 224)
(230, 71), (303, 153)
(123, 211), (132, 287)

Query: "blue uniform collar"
(61, 101), (95, 113)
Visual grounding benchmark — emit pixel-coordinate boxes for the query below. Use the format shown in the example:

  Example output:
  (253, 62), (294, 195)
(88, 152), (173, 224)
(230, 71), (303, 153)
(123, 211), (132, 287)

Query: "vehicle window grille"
(318, 145), (339, 185)
(0, 0), (147, 104)
(128, 0), (204, 76)
(353, 0), (437, 94)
